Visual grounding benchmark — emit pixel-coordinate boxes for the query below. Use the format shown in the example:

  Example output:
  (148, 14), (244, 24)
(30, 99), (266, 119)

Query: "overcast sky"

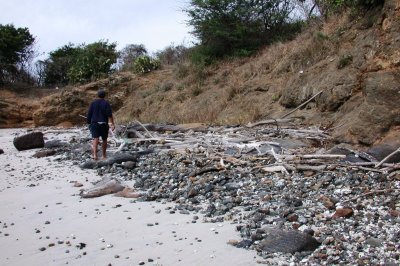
(0, 0), (194, 59)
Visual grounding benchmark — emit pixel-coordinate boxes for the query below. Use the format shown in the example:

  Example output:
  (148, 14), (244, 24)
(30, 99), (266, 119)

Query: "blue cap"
(97, 89), (106, 98)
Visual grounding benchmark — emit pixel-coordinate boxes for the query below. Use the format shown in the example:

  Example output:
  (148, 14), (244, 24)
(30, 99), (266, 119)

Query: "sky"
(0, 0), (195, 59)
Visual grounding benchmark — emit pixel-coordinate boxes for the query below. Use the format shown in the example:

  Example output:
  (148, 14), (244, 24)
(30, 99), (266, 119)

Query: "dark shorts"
(90, 123), (109, 140)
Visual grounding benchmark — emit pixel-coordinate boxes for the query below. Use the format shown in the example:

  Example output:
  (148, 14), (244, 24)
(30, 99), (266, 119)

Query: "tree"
(156, 44), (189, 65)
(185, 0), (294, 59)
(117, 44), (147, 70)
(43, 41), (118, 86)
(68, 41), (118, 83)
(43, 43), (80, 86)
(0, 24), (35, 83)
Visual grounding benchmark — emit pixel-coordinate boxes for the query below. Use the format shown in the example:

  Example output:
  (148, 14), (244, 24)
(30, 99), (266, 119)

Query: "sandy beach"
(0, 128), (259, 266)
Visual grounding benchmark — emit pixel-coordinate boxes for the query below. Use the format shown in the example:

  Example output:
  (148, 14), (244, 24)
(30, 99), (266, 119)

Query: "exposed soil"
(0, 0), (399, 148)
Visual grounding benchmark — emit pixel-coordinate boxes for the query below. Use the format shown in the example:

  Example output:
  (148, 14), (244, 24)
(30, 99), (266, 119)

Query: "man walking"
(87, 88), (115, 160)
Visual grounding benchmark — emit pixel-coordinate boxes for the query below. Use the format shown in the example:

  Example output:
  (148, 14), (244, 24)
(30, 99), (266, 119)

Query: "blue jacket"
(87, 99), (112, 124)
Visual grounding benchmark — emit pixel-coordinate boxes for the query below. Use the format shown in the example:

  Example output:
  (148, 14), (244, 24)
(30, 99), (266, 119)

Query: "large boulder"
(13, 132), (45, 151)
(367, 144), (400, 163)
(339, 71), (400, 145)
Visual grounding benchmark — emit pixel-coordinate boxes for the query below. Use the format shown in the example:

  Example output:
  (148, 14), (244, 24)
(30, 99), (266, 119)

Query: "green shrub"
(272, 94), (281, 102)
(133, 55), (160, 74)
(337, 54), (353, 69)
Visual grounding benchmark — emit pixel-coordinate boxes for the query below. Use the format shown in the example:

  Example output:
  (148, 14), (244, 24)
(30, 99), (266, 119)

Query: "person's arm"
(87, 103), (93, 124)
(105, 101), (115, 130)
(108, 116), (115, 131)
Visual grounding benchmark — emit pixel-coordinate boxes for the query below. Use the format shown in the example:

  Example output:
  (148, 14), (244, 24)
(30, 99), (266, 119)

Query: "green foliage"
(43, 43), (80, 86)
(0, 24), (35, 84)
(337, 54), (353, 69)
(133, 55), (160, 74)
(316, 0), (384, 17)
(68, 41), (117, 83)
(43, 41), (117, 86)
(271, 93), (281, 102)
(118, 44), (147, 71)
(185, 0), (295, 60)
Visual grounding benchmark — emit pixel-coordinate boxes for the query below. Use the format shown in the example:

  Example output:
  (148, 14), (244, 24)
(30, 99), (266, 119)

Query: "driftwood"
(262, 165), (290, 175)
(375, 147), (400, 168)
(102, 121), (396, 178)
(284, 164), (327, 172)
(246, 118), (294, 128)
(279, 154), (346, 160)
(281, 91), (323, 119)
(188, 166), (224, 178)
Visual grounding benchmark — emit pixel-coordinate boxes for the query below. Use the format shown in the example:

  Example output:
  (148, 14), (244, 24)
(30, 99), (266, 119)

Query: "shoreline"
(0, 128), (258, 266)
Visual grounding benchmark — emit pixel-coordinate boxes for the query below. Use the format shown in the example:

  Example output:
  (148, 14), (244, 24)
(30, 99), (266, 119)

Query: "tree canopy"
(0, 24), (35, 83)
(43, 41), (117, 86)
(117, 44), (148, 71)
(185, 0), (296, 60)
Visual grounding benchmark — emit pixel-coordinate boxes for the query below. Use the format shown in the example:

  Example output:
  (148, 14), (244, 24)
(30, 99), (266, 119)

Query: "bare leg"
(92, 138), (99, 160)
(102, 139), (108, 159)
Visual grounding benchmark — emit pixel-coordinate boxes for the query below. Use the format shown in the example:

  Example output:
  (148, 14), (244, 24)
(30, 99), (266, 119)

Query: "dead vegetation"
(1, 3), (399, 147)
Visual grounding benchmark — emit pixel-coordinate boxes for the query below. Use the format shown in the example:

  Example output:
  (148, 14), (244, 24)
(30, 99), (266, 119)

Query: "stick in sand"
(281, 91), (323, 119)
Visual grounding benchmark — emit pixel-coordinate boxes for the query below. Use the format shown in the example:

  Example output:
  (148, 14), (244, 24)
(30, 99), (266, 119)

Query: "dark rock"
(44, 140), (67, 149)
(80, 178), (125, 198)
(187, 188), (198, 198)
(80, 153), (138, 169)
(0, 148), (3, 154)
(367, 144), (400, 163)
(258, 229), (320, 254)
(287, 214), (299, 222)
(251, 233), (264, 241)
(33, 149), (57, 158)
(235, 239), (253, 249)
(13, 132), (45, 151)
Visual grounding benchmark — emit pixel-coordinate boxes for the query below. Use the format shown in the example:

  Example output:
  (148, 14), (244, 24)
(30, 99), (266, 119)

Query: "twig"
(280, 154), (346, 160)
(135, 120), (155, 138)
(284, 164), (327, 172)
(188, 166), (224, 178)
(262, 165), (290, 175)
(375, 147), (400, 168)
(270, 148), (282, 163)
(246, 118), (294, 128)
(281, 91), (323, 119)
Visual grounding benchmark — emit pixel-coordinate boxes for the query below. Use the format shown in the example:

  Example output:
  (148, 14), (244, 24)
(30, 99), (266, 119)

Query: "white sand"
(0, 128), (259, 266)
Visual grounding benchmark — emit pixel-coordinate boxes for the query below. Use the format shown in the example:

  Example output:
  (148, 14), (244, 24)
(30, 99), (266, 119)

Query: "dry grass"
(113, 12), (355, 126)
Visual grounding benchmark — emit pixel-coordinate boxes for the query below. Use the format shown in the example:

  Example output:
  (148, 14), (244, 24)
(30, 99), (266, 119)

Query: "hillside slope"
(1, 0), (399, 147)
